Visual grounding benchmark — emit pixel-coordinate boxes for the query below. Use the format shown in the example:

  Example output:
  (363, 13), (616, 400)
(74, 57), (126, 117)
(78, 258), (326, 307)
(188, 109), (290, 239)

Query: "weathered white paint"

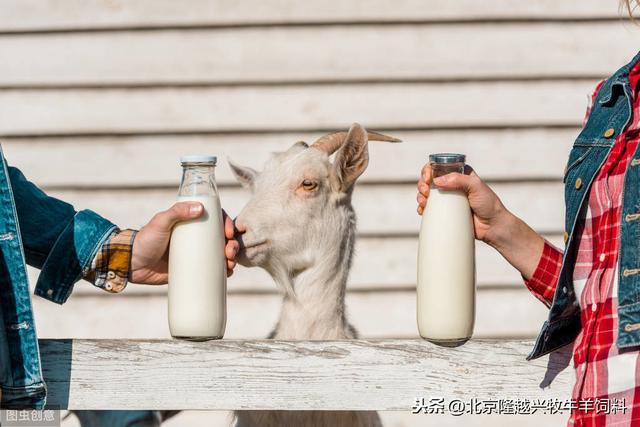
(0, 0), (624, 32)
(1, 23), (637, 85)
(32, 288), (550, 340)
(1, 128), (577, 186)
(39, 338), (573, 410)
(0, 81), (592, 136)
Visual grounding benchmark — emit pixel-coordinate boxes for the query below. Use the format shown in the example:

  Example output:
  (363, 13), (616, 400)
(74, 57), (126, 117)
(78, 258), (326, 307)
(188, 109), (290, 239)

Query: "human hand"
(416, 163), (510, 245)
(130, 202), (239, 284)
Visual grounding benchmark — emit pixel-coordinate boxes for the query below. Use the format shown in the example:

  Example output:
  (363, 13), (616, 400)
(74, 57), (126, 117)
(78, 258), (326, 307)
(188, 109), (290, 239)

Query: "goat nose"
(234, 218), (247, 234)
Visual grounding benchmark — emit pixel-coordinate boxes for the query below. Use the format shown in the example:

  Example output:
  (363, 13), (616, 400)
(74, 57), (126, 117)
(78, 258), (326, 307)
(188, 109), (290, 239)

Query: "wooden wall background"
(1, 1), (638, 425)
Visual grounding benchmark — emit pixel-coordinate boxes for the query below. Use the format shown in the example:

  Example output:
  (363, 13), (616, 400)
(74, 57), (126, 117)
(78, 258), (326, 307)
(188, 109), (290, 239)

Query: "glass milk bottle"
(417, 153), (476, 346)
(168, 155), (227, 340)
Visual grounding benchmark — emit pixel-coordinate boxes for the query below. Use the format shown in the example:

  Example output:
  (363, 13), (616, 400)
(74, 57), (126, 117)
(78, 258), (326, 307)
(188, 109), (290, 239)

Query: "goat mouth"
(242, 240), (270, 251)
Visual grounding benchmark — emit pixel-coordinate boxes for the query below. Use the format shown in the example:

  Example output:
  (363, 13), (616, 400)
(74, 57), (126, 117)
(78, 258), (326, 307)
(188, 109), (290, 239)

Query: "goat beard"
(265, 262), (297, 300)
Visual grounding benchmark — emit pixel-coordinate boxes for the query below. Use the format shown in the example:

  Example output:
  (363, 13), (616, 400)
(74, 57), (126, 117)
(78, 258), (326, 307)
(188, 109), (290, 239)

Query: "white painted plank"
(27, 234), (564, 295)
(39, 338), (572, 410)
(32, 288), (550, 340)
(1, 128), (577, 186)
(43, 182), (565, 234)
(0, 81), (593, 136)
(0, 0), (624, 32)
(2, 23), (637, 85)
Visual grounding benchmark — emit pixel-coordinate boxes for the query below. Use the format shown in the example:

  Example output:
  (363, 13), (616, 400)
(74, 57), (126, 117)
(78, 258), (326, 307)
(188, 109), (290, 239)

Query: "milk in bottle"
(168, 155), (227, 340)
(417, 153), (476, 346)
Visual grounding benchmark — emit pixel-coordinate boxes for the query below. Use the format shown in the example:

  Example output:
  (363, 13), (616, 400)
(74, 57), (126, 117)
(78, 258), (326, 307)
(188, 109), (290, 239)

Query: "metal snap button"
(575, 178), (583, 190)
(563, 231), (569, 243)
(624, 323), (640, 332)
(604, 128), (615, 138)
(107, 271), (116, 279)
(625, 213), (640, 222)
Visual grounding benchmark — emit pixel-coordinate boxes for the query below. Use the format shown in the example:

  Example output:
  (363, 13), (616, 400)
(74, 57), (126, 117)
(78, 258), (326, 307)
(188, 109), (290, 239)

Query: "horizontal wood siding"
(0, 81), (593, 136)
(2, 129), (576, 186)
(1, 0), (625, 33)
(2, 1), (624, 344)
(0, 23), (636, 86)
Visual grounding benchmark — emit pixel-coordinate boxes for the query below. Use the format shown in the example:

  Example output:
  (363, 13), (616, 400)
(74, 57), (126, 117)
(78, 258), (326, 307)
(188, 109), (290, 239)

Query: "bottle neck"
(178, 165), (217, 198)
(431, 161), (465, 179)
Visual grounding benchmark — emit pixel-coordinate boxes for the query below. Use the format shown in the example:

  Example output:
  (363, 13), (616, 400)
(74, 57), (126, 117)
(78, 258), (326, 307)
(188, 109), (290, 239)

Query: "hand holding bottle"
(416, 161), (545, 281)
(417, 162), (511, 246)
(130, 202), (239, 285)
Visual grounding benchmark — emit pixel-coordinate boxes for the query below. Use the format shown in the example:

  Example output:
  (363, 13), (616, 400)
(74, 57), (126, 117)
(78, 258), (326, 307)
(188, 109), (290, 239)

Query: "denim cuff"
(34, 209), (116, 304)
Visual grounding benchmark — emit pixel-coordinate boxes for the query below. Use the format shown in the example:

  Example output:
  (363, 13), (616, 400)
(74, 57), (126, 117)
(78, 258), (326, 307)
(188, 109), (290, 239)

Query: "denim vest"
(0, 146), (115, 408)
(528, 51), (640, 360)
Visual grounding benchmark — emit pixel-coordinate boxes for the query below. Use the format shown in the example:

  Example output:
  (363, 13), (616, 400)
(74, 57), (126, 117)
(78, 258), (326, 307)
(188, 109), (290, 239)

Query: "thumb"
(433, 172), (478, 195)
(149, 202), (203, 231)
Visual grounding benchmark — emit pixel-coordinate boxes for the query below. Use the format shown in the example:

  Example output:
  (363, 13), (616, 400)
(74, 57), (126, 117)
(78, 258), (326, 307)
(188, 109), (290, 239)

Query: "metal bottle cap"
(429, 153), (466, 164)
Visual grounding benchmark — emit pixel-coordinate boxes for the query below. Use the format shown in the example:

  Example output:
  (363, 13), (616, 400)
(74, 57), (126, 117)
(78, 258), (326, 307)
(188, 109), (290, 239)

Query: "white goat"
(229, 123), (400, 427)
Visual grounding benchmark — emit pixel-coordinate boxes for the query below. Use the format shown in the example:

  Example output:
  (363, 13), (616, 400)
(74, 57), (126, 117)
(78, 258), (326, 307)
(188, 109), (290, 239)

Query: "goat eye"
(302, 180), (318, 191)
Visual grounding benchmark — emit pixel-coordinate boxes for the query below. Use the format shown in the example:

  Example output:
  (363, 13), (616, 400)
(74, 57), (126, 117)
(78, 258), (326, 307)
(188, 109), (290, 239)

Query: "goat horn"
(311, 124), (401, 155)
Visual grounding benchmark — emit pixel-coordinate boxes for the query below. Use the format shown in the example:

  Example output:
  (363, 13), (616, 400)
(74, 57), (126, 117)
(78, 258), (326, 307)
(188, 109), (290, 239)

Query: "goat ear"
(332, 123), (369, 192)
(228, 158), (257, 190)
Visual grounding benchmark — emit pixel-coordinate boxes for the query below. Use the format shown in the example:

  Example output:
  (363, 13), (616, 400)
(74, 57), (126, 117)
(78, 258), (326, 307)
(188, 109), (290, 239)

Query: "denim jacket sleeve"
(8, 166), (117, 304)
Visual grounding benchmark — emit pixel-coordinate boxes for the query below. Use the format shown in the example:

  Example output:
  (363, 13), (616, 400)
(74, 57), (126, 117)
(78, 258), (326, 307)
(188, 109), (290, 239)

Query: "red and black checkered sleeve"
(83, 229), (137, 293)
(523, 240), (564, 308)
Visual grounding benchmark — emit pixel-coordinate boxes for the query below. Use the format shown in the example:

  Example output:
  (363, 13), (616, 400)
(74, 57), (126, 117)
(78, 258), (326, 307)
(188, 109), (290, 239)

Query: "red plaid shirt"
(525, 66), (640, 426)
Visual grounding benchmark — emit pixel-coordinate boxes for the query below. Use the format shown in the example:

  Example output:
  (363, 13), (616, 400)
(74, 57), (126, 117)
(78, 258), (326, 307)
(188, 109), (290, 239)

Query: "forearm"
(485, 208), (564, 307)
(485, 209), (546, 281)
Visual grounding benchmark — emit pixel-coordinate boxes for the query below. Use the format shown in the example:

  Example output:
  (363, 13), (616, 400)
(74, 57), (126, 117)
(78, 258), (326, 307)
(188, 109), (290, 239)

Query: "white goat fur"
(229, 124), (399, 427)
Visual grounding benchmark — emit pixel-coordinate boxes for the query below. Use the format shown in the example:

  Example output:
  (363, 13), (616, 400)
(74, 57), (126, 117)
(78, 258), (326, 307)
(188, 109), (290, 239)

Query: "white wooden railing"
(39, 339), (572, 410)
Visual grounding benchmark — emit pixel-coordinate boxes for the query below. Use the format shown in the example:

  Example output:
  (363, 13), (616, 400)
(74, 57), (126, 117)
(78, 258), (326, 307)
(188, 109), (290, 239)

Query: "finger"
(417, 192), (427, 208)
(225, 240), (239, 261)
(417, 180), (430, 197)
(149, 202), (203, 231)
(420, 164), (433, 184)
(226, 259), (237, 277)
(433, 172), (478, 194)
(223, 210), (235, 240)
(417, 205), (424, 216)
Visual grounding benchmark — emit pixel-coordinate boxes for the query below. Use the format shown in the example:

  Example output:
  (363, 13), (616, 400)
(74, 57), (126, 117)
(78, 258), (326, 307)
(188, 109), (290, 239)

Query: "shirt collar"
(599, 50), (640, 105)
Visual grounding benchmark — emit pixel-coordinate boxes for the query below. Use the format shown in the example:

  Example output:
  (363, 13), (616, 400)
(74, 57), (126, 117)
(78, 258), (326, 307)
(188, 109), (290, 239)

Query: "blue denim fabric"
(528, 50), (640, 360)
(0, 146), (116, 408)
